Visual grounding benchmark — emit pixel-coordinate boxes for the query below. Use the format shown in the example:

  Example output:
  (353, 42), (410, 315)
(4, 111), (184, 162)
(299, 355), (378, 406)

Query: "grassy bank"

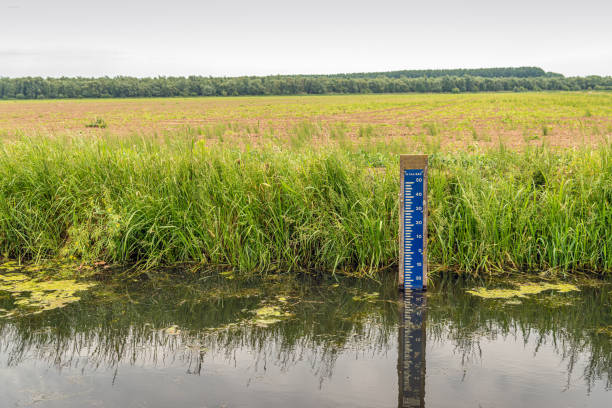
(0, 134), (610, 278)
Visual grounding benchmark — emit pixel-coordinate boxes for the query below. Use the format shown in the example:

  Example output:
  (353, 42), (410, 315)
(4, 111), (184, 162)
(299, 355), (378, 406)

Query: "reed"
(0, 134), (609, 277)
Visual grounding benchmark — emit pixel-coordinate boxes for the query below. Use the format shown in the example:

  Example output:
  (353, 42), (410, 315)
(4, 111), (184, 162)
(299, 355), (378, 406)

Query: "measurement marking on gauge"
(399, 155), (428, 290)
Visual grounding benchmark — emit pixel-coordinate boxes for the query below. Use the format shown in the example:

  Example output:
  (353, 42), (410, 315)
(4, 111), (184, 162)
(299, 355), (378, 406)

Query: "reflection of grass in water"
(428, 281), (612, 390)
(0, 277), (610, 392)
(0, 276), (398, 382)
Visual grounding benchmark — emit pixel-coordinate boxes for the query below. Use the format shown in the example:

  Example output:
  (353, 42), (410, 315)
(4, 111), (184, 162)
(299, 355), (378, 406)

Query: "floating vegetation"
(0, 259), (97, 281)
(185, 343), (209, 353)
(0, 273), (96, 316)
(219, 270), (235, 280)
(202, 322), (242, 333)
(0, 261), (20, 272)
(352, 292), (380, 302)
(0, 272), (29, 282)
(536, 295), (575, 308)
(467, 282), (580, 300)
(163, 325), (181, 335)
(596, 326), (612, 337)
(251, 304), (294, 327)
(202, 287), (262, 300)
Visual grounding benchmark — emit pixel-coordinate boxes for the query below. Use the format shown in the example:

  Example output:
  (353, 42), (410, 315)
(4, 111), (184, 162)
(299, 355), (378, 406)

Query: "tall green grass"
(0, 135), (610, 277)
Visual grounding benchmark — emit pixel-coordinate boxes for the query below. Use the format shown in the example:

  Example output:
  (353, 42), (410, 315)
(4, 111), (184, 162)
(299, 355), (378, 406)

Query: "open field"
(1, 92), (611, 151)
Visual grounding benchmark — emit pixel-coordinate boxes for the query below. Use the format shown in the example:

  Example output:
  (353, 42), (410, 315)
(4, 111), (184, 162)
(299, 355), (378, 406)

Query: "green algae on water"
(0, 273), (30, 282)
(596, 326), (612, 337)
(0, 273), (96, 315)
(203, 287), (262, 300)
(251, 303), (294, 327)
(352, 291), (380, 302)
(0, 261), (20, 272)
(467, 282), (580, 300)
(163, 325), (181, 335)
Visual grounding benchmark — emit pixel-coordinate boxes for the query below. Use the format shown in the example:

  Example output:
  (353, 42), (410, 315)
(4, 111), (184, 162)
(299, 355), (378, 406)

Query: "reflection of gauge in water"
(398, 290), (427, 408)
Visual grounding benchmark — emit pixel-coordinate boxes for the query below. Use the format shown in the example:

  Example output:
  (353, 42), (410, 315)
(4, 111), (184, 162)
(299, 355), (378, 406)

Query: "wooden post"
(399, 155), (428, 290)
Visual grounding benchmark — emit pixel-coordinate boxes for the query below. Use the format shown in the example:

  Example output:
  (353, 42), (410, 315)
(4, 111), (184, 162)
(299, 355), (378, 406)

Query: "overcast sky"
(1, 0), (611, 78)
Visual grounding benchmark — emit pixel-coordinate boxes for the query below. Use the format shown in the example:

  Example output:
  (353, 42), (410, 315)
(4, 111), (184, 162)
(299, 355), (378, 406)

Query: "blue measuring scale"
(403, 169), (425, 290)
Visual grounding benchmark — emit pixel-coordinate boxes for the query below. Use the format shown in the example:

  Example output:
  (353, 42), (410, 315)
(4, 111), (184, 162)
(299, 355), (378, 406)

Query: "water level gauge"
(400, 155), (428, 290)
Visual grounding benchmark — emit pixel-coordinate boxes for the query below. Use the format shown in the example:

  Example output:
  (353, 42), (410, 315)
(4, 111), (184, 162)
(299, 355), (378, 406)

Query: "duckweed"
(352, 292), (380, 302)
(596, 326), (612, 337)
(467, 282), (580, 299)
(163, 325), (181, 335)
(251, 305), (293, 327)
(0, 273), (29, 282)
(0, 274), (96, 315)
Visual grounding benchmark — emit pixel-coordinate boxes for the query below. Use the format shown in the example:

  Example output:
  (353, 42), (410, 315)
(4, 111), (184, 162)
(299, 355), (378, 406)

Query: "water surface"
(0, 274), (610, 407)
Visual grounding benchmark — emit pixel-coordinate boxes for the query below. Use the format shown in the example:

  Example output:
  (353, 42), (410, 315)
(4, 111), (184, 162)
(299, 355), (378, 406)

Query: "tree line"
(326, 66), (562, 78)
(0, 72), (610, 100)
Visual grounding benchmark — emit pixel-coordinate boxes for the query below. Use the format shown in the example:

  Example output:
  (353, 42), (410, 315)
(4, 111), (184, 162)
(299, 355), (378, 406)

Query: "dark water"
(0, 274), (610, 408)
